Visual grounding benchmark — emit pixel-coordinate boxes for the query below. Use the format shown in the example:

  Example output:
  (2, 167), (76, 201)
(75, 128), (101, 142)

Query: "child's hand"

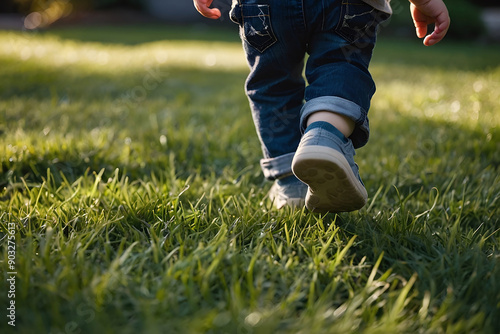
(410, 0), (450, 46)
(193, 0), (221, 19)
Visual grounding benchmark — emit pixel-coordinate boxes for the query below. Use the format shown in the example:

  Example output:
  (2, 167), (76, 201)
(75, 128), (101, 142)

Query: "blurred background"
(0, 0), (499, 42)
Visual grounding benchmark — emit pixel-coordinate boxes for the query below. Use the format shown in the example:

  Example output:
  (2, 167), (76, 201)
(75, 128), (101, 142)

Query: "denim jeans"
(230, 0), (390, 180)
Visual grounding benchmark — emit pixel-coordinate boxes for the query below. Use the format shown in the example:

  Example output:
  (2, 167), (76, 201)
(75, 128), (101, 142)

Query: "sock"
(304, 121), (348, 143)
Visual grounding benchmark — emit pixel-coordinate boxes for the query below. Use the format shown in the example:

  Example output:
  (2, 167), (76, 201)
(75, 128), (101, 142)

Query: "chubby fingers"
(423, 12), (450, 46)
(193, 0), (221, 19)
(411, 5), (429, 38)
(410, 3), (450, 46)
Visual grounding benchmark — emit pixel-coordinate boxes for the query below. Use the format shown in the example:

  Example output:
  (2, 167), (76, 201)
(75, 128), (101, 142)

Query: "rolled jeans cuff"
(300, 96), (370, 149)
(260, 152), (295, 180)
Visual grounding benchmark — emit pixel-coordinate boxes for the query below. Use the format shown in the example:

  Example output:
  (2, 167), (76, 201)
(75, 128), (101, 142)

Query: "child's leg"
(292, 0), (390, 212)
(230, 0), (308, 181)
(300, 0), (390, 148)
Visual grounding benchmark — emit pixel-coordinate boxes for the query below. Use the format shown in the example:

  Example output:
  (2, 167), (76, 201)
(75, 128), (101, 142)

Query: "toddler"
(193, 0), (450, 212)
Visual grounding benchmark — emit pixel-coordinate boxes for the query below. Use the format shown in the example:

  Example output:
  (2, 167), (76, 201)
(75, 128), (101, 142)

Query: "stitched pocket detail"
(335, 0), (390, 44)
(230, 3), (277, 53)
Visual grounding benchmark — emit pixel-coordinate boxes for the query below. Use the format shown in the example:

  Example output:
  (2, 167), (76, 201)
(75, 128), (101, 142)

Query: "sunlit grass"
(371, 64), (500, 132)
(0, 29), (247, 72)
(0, 25), (499, 334)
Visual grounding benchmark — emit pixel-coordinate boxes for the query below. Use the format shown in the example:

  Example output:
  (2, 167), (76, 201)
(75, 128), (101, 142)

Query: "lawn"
(0, 24), (499, 333)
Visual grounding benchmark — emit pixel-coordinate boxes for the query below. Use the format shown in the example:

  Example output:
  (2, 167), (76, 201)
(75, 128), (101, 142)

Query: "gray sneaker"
(268, 175), (307, 209)
(292, 122), (367, 213)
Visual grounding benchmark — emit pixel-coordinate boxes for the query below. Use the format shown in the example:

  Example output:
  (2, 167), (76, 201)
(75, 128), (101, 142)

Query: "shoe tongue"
(305, 121), (348, 143)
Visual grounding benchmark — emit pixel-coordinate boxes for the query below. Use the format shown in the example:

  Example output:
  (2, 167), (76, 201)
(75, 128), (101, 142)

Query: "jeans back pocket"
(230, 2), (277, 53)
(335, 0), (390, 44)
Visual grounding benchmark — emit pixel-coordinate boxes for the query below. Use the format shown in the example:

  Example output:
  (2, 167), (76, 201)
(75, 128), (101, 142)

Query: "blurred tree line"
(0, 0), (496, 40)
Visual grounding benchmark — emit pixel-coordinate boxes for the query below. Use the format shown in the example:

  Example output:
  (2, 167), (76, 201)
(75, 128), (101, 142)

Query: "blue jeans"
(230, 0), (390, 180)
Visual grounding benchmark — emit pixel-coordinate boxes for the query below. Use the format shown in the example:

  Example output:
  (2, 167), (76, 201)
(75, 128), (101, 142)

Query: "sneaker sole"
(292, 145), (367, 213)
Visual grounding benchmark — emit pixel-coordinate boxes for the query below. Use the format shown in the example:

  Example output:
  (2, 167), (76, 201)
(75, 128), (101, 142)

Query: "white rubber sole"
(292, 145), (367, 213)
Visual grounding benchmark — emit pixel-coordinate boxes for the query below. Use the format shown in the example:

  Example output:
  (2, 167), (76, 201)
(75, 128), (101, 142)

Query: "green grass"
(0, 24), (499, 333)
